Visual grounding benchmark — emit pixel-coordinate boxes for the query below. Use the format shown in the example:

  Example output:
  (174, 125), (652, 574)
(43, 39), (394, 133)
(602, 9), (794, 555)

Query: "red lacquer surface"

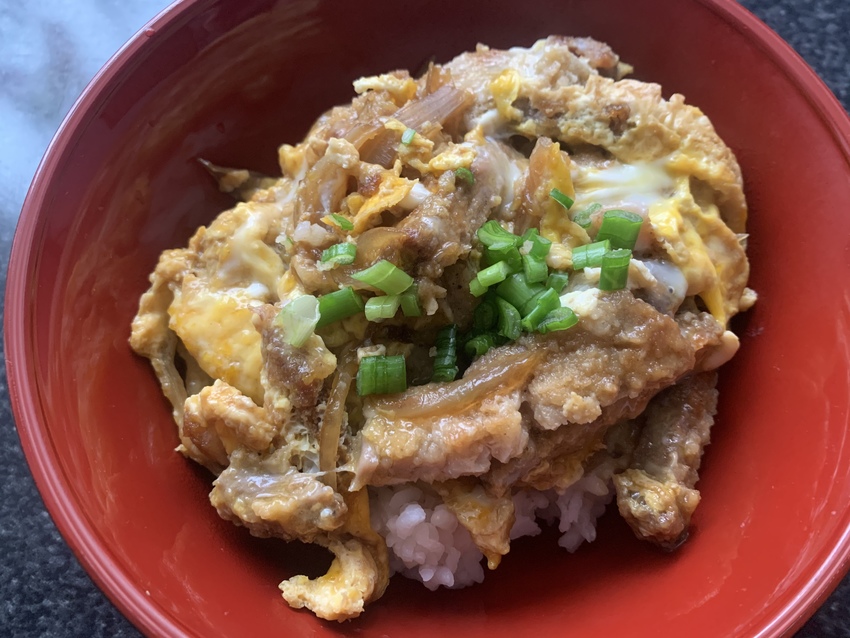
(6, 0), (850, 636)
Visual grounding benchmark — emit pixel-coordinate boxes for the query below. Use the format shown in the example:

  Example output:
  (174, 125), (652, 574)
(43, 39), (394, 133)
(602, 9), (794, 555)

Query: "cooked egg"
(571, 157), (674, 212)
(568, 156), (747, 324)
(168, 201), (288, 405)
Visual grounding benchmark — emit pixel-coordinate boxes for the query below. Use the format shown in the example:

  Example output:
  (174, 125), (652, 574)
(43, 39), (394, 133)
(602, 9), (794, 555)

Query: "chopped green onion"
(401, 128), (416, 145)
(571, 240), (611, 270)
(519, 286), (560, 316)
(520, 288), (561, 332)
(599, 248), (632, 291)
(399, 287), (421, 317)
(473, 297), (498, 331)
(459, 327), (482, 347)
(531, 240), (551, 258)
(274, 295), (320, 347)
(546, 272), (569, 294)
(537, 307), (579, 334)
(521, 228), (539, 243)
(477, 261), (512, 288)
(469, 277), (488, 297)
(330, 213), (354, 231)
(464, 332), (500, 358)
(550, 188), (574, 210)
(351, 259), (414, 295)
(357, 355), (407, 396)
(365, 295), (401, 321)
(520, 228), (551, 260)
(432, 325), (459, 382)
(455, 167), (475, 185)
(484, 243), (522, 273)
(572, 211), (592, 230)
(477, 220), (522, 248)
(496, 273), (544, 313)
(571, 203), (601, 230)
(431, 363), (457, 384)
(595, 210), (644, 250)
(495, 297), (521, 340)
(317, 287), (365, 328)
(321, 242), (357, 267)
(522, 254), (549, 284)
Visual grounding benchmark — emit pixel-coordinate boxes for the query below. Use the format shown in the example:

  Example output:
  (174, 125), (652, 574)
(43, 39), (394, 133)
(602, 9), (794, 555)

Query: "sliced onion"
(400, 182), (431, 210)
(344, 121), (383, 149)
(354, 226), (409, 266)
(360, 85), (474, 167)
(319, 347), (358, 490)
(371, 346), (543, 418)
(395, 85), (473, 129)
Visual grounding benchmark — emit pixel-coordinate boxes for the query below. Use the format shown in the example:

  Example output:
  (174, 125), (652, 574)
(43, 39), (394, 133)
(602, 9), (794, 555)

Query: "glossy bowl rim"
(5, 0), (850, 636)
(5, 4), (199, 636)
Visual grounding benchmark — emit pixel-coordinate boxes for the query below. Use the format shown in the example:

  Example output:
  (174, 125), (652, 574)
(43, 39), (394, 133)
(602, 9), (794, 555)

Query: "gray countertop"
(1, 0), (848, 635)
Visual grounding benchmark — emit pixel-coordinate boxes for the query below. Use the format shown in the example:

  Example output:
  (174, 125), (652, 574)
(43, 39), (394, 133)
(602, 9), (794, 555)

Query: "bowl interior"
(8, 0), (850, 636)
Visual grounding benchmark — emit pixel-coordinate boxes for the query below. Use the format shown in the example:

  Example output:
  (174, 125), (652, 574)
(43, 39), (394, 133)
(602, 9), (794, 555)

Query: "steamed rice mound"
(130, 35), (753, 621)
(370, 461), (615, 591)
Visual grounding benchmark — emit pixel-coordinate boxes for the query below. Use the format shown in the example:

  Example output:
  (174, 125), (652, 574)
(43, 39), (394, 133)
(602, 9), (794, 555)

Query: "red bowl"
(7, 0), (850, 636)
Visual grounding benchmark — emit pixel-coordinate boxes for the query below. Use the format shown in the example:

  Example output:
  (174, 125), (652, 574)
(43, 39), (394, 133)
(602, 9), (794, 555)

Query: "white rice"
(369, 484), (485, 590)
(369, 464), (615, 590)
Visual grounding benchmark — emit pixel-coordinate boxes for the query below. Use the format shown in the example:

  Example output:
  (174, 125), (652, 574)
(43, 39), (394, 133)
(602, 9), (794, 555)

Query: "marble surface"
(0, 0), (848, 635)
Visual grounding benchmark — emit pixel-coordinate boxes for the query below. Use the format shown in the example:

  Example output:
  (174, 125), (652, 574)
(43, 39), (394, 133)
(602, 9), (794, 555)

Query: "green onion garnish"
(351, 260), (414, 295)
(523, 230), (552, 259)
(477, 220), (522, 248)
(571, 240), (611, 270)
(365, 295), (401, 321)
(316, 287), (365, 328)
(522, 254), (549, 284)
(477, 261), (512, 288)
(484, 243), (522, 273)
(399, 287), (421, 317)
(469, 277), (488, 297)
(520, 288), (561, 332)
(495, 297), (521, 340)
(595, 210), (643, 250)
(432, 325), (459, 382)
(455, 167), (475, 185)
(274, 295), (320, 347)
(401, 128), (416, 145)
(356, 355), (407, 396)
(599, 248), (632, 291)
(550, 188), (574, 210)
(520, 228), (552, 265)
(571, 202), (601, 230)
(320, 242), (357, 267)
(521, 228), (539, 242)
(495, 273), (545, 314)
(473, 297), (498, 331)
(537, 307), (579, 334)
(330, 213), (354, 231)
(464, 333), (500, 358)
(545, 272), (569, 294)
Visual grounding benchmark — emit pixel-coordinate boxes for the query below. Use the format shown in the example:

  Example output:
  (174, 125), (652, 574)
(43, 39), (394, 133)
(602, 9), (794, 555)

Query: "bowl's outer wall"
(7, 0), (850, 636)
